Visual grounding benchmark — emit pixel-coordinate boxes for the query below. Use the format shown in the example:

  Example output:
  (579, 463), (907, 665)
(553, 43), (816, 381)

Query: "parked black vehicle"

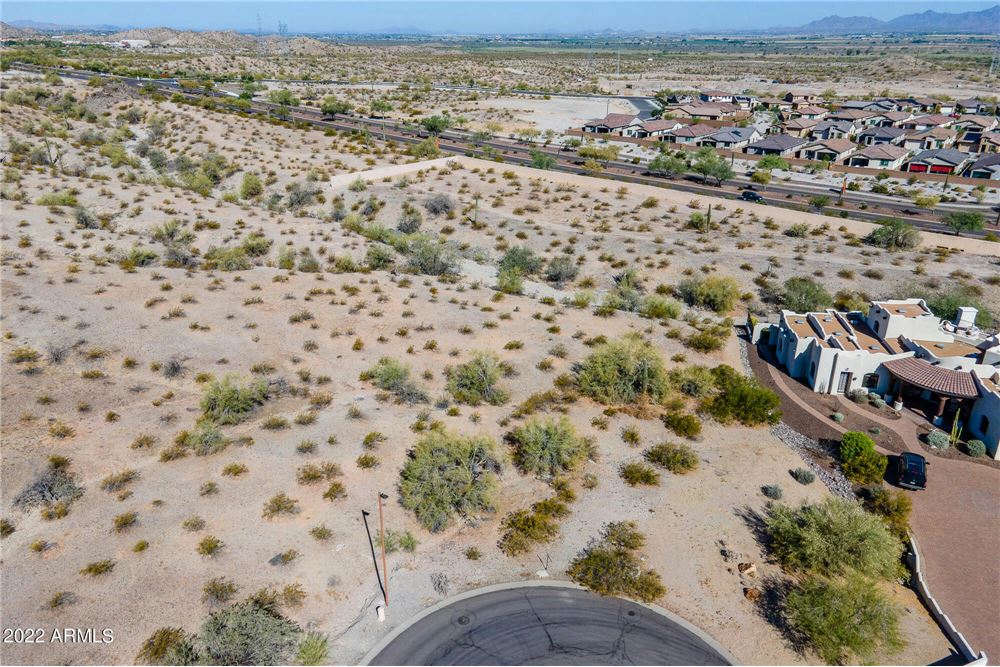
(896, 452), (928, 490)
(740, 190), (764, 203)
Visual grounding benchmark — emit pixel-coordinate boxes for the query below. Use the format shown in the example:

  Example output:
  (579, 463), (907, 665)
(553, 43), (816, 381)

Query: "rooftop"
(882, 357), (980, 399)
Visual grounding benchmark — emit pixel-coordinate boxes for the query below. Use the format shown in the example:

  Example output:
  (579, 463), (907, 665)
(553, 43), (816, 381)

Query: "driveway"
(750, 340), (1000, 662)
(366, 583), (732, 665)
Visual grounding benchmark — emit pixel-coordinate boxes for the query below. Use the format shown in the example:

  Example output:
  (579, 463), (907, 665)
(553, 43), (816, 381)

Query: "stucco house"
(810, 120), (857, 140)
(965, 154), (1000, 180)
(744, 134), (807, 156)
(698, 126), (761, 150)
(856, 126), (907, 146)
(903, 127), (958, 151)
(847, 144), (910, 170)
(904, 148), (971, 175)
(664, 123), (717, 144)
(798, 138), (857, 163)
(764, 299), (1000, 457)
(624, 118), (685, 139)
(582, 113), (640, 135)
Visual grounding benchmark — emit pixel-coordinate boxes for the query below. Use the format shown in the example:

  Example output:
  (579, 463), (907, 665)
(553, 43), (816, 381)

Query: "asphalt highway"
(367, 586), (732, 666)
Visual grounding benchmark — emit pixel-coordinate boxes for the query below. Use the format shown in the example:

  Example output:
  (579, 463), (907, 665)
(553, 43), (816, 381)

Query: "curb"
(359, 580), (738, 666)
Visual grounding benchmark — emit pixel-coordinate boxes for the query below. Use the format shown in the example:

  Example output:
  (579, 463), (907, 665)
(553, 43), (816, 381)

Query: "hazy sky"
(2, 1), (994, 34)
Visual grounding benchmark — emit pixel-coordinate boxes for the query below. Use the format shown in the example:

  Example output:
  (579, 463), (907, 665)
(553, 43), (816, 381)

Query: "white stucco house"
(763, 299), (1000, 457)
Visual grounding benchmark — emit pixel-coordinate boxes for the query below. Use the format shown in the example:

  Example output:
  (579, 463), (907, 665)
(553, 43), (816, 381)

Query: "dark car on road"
(740, 190), (764, 203)
(897, 452), (928, 490)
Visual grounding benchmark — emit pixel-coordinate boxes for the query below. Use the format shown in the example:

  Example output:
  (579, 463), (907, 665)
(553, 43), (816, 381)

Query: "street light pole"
(377, 492), (389, 608)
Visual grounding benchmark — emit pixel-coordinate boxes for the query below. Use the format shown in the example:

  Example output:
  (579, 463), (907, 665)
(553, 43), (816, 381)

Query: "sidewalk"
(754, 344), (1000, 662)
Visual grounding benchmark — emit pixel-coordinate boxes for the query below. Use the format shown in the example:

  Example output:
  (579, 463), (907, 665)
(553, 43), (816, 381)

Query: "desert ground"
(1, 67), (995, 665)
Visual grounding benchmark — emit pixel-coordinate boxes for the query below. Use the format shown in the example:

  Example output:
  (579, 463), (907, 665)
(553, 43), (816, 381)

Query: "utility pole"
(377, 492), (389, 608)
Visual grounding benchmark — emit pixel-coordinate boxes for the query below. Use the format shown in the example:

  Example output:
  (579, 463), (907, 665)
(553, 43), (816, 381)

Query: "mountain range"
(3, 5), (999, 37)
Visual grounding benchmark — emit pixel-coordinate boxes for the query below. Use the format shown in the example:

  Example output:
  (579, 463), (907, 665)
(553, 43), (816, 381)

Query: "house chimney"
(954, 307), (978, 330)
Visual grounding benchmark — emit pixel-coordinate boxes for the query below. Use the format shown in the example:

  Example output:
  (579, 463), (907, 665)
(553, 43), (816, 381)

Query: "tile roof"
(909, 148), (970, 166)
(853, 144), (909, 160)
(746, 134), (807, 151)
(803, 138), (856, 153)
(588, 113), (637, 128)
(882, 357), (980, 399)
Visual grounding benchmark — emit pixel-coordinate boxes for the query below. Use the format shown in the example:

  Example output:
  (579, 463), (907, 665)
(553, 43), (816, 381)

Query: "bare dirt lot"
(1, 71), (992, 666)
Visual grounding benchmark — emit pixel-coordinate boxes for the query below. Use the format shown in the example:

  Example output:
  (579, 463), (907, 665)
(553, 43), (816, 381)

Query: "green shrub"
(762, 484), (783, 500)
(784, 574), (903, 665)
(863, 487), (912, 540)
(782, 277), (832, 313)
(507, 417), (591, 477)
(497, 267), (524, 294)
(644, 442), (698, 474)
(791, 468), (815, 485)
(864, 219), (921, 251)
(296, 632), (329, 666)
(701, 365), (780, 426)
(661, 412), (701, 440)
(405, 236), (460, 276)
(640, 294), (682, 320)
(194, 600), (302, 665)
(203, 245), (252, 271)
(135, 627), (197, 665)
(619, 462), (660, 486)
(545, 256), (578, 284)
(567, 521), (665, 602)
(365, 244), (395, 270)
(926, 430), (950, 450)
(499, 246), (543, 275)
(399, 430), (502, 532)
(200, 375), (269, 424)
(361, 357), (428, 404)
(839, 431), (875, 461)
(966, 439), (986, 458)
(447, 352), (509, 406)
(576, 336), (669, 405)
(842, 448), (887, 485)
(384, 529), (419, 553)
(668, 365), (715, 398)
(676, 275), (740, 313)
(765, 498), (903, 580)
(498, 505), (559, 555)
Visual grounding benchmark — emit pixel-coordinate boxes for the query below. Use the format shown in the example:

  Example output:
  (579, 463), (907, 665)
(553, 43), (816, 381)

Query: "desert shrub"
(14, 456), (84, 515)
(831, 412), (845, 423)
(262, 492), (300, 519)
(197, 536), (224, 556)
(202, 577), (239, 604)
(765, 497), (903, 580)
(200, 375), (269, 424)
(491, 265), (522, 294)
(203, 245), (251, 271)
(782, 277), (832, 313)
(383, 529), (419, 553)
(864, 219), (921, 251)
(567, 521), (665, 602)
(545, 256), (578, 284)
(405, 236), (460, 276)
(365, 244), (395, 270)
(640, 295), (682, 320)
(784, 574), (903, 665)
(498, 504), (560, 555)
(685, 330), (726, 352)
(447, 352), (509, 406)
(863, 487), (912, 540)
(676, 275), (740, 313)
(839, 432), (875, 461)
(424, 193), (454, 217)
(296, 632), (329, 666)
(135, 627), (197, 665)
(576, 336), (669, 405)
(80, 559), (115, 576)
(507, 416), (591, 476)
(179, 422), (227, 456)
(926, 430), (950, 450)
(762, 484), (784, 500)
(668, 365), (715, 398)
(903, 283), (994, 328)
(397, 205), (423, 233)
(193, 600), (302, 665)
(660, 411), (702, 438)
(644, 443), (698, 474)
(361, 357), (428, 404)
(500, 246), (543, 275)
(701, 365), (780, 426)
(619, 462), (660, 486)
(790, 468), (815, 485)
(399, 430), (502, 532)
(966, 439), (986, 458)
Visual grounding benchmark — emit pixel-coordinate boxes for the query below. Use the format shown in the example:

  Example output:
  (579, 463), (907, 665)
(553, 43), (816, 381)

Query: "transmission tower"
(989, 39), (999, 78)
(278, 21), (288, 57)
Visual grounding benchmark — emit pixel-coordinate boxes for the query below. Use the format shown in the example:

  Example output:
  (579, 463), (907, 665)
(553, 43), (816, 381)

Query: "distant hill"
(785, 5), (999, 34)
(0, 21), (37, 39)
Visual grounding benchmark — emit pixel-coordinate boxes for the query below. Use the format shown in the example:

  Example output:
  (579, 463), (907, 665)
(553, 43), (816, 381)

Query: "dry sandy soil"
(0, 72), (989, 666)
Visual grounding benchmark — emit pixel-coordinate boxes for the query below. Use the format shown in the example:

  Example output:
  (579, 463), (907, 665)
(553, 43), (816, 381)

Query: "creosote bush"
(507, 416), (592, 477)
(644, 442), (698, 474)
(200, 375), (269, 425)
(576, 335), (669, 405)
(360, 357), (428, 404)
(447, 351), (510, 406)
(567, 521), (665, 602)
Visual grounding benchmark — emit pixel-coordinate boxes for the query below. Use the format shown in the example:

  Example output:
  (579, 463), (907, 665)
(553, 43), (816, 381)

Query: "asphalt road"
(367, 586), (732, 666)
